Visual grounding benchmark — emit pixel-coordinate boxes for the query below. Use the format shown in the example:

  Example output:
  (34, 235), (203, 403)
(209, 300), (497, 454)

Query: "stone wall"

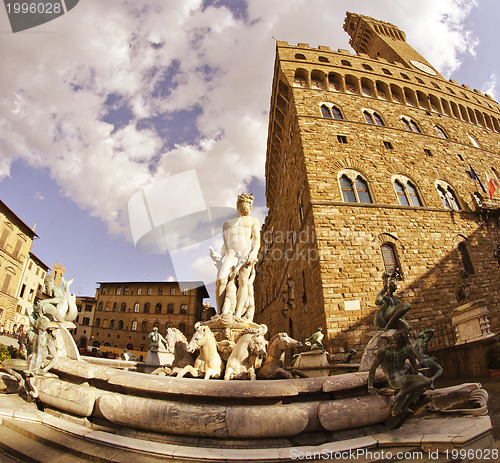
(255, 31), (500, 357)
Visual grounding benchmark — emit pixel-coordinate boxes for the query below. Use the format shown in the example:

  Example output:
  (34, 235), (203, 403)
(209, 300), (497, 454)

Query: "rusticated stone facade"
(254, 12), (500, 357)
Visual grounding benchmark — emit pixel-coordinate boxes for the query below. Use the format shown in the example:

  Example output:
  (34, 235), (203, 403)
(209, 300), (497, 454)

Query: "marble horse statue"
(257, 332), (307, 380)
(224, 325), (268, 380)
(175, 323), (222, 379)
(151, 328), (194, 376)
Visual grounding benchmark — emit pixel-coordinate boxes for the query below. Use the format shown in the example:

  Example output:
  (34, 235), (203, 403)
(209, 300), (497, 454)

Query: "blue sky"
(0, 0), (498, 302)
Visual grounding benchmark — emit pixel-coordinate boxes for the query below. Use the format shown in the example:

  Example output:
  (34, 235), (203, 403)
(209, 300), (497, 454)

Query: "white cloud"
(0, 0), (482, 241)
(482, 74), (497, 99)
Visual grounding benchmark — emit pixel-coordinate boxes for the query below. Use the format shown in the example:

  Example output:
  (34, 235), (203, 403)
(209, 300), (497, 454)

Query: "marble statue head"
(236, 193), (254, 215)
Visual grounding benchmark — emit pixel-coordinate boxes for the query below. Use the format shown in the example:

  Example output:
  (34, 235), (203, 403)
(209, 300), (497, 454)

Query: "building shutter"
(381, 244), (397, 274)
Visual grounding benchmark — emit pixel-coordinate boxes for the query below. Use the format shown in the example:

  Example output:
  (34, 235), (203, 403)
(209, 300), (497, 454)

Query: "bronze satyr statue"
(413, 329), (443, 389)
(374, 271), (411, 331)
(304, 327), (324, 351)
(341, 348), (357, 364)
(368, 330), (431, 416)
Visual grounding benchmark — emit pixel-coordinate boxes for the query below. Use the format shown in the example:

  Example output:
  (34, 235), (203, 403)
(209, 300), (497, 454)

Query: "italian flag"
(483, 165), (496, 199)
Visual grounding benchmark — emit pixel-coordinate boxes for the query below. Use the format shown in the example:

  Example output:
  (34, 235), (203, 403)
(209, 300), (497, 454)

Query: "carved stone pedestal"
(201, 313), (266, 361)
(145, 350), (173, 366)
(292, 350), (329, 377)
(451, 299), (495, 345)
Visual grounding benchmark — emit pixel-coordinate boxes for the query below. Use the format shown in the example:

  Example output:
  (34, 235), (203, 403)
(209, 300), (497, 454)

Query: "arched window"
(372, 112), (384, 125)
(458, 242), (475, 275)
(320, 104), (332, 118)
(394, 179), (422, 207)
(94, 318), (100, 328)
(363, 110), (384, 126)
(110, 319), (115, 330)
(394, 180), (407, 205)
(121, 303), (126, 312)
(380, 243), (399, 275)
(141, 321), (148, 332)
(180, 304), (188, 314)
(155, 303), (162, 314)
(167, 303), (174, 314)
(339, 172), (373, 204)
(436, 184), (460, 210)
(402, 117), (421, 133)
(331, 106), (342, 120)
(179, 323), (187, 335)
(118, 320), (124, 330)
(355, 177), (372, 203)
(97, 302), (103, 311)
(435, 125), (448, 139)
(340, 175), (356, 202)
(144, 303), (150, 313)
(131, 321), (138, 331)
(134, 303), (140, 312)
(112, 302), (117, 312)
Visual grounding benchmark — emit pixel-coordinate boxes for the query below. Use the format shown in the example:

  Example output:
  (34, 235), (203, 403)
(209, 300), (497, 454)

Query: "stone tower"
(51, 263), (65, 287)
(254, 12), (500, 358)
(343, 12), (440, 77)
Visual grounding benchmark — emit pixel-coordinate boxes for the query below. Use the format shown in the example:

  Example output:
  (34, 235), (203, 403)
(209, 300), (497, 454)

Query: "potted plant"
(487, 342), (500, 377)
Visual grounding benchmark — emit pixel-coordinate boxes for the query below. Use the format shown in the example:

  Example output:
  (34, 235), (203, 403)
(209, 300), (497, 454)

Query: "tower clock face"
(410, 60), (437, 75)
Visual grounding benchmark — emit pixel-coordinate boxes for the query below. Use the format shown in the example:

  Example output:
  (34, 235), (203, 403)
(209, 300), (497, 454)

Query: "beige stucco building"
(255, 12), (500, 365)
(73, 295), (97, 349)
(15, 252), (49, 332)
(0, 200), (37, 332)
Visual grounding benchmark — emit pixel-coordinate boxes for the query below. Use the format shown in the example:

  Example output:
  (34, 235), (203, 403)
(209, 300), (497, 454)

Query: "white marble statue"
(224, 325), (268, 380)
(209, 193), (260, 321)
(37, 276), (78, 325)
(175, 323), (222, 379)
